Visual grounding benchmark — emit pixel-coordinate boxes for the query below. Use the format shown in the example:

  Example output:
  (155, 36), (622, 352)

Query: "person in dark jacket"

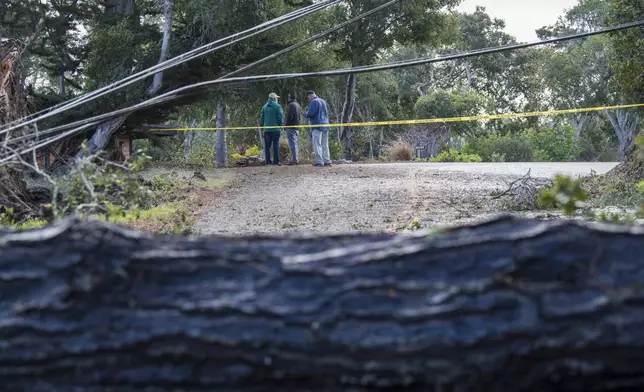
(285, 92), (301, 165)
(304, 90), (332, 167)
(260, 92), (284, 166)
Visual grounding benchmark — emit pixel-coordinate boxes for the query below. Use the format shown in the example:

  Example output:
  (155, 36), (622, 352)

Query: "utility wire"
(219, 0), (403, 79)
(3, 0), (397, 148)
(3, 19), (643, 163)
(1, 0), (333, 130)
(0, 0), (342, 134)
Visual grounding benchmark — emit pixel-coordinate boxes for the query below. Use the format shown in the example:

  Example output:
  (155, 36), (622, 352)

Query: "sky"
(457, 0), (579, 42)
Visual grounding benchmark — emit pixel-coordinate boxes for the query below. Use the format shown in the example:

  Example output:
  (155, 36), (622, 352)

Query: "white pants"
(312, 129), (331, 165)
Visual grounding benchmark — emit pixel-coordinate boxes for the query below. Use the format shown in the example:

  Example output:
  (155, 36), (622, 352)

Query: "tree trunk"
(215, 102), (227, 167)
(78, 0), (172, 159)
(149, 0), (174, 94)
(58, 71), (66, 97)
(3, 216), (644, 391)
(571, 113), (589, 139)
(605, 109), (639, 160)
(76, 116), (128, 159)
(183, 118), (198, 163)
(340, 72), (357, 160)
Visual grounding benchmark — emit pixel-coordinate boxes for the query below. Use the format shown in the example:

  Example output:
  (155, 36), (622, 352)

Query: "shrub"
(329, 138), (343, 160)
(524, 126), (581, 162)
(537, 175), (588, 215)
(245, 145), (262, 156)
(430, 148), (482, 163)
(57, 151), (153, 218)
(388, 142), (413, 161)
(188, 142), (216, 166)
(464, 134), (534, 162)
(465, 126), (582, 163)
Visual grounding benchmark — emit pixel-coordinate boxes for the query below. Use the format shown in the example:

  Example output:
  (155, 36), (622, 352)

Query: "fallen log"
(1, 216), (644, 391)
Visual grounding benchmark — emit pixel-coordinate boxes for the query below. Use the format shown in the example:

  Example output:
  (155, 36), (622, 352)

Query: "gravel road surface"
(194, 162), (618, 235)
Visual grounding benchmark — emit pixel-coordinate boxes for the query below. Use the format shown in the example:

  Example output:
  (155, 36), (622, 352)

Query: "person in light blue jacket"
(304, 90), (332, 167)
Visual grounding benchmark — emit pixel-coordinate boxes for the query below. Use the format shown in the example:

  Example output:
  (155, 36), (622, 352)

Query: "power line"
(219, 0), (403, 79)
(2, 19), (643, 163)
(0, 0), (342, 134)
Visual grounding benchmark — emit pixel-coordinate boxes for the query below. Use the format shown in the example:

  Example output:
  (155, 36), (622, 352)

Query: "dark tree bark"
(2, 216), (644, 391)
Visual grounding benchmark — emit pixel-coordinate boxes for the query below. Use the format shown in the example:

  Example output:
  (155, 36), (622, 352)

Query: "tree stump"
(1, 216), (644, 391)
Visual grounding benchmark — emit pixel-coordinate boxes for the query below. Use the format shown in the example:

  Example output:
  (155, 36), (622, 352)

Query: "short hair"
(306, 90), (316, 96)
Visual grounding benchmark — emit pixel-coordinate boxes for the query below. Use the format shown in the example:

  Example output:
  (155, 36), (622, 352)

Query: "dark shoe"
(324, 163), (333, 167)
(273, 162), (282, 167)
(266, 163), (272, 166)
(312, 163), (324, 167)
(287, 161), (298, 166)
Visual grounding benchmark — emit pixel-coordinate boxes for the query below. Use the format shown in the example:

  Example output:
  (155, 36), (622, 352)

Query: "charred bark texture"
(2, 216), (644, 391)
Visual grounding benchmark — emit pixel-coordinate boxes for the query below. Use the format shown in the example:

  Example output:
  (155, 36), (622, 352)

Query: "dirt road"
(194, 162), (617, 235)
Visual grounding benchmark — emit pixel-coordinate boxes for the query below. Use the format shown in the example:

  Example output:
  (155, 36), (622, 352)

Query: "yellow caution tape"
(149, 103), (644, 132)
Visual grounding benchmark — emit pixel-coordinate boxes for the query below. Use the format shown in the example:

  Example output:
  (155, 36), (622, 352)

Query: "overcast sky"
(457, 0), (579, 42)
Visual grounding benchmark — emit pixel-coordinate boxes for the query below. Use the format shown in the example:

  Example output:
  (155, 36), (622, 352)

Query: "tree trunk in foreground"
(2, 216), (644, 391)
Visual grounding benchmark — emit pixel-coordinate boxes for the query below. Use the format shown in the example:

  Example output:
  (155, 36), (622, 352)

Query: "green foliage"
(56, 151), (153, 218)
(414, 90), (485, 135)
(430, 148), (482, 163)
(134, 138), (184, 164)
(332, 0), (458, 65)
(0, 208), (47, 230)
(636, 181), (644, 195)
(464, 126), (582, 162)
(524, 126), (582, 162)
(606, 0), (644, 102)
(464, 133), (534, 162)
(245, 145), (262, 157)
(188, 142), (217, 167)
(107, 201), (194, 235)
(329, 138), (343, 161)
(537, 175), (589, 215)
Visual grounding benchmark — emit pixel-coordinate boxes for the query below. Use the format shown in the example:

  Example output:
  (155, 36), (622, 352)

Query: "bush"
(388, 142), (413, 161)
(464, 126), (582, 163)
(430, 148), (482, 163)
(524, 126), (581, 162)
(245, 145), (262, 156)
(464, 134), (534, 162)
(329, 137), (343, 161)
(57, 151), (153, 218)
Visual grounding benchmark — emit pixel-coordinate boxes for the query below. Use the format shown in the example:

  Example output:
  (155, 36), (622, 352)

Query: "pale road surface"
(194, 162), (619, 236)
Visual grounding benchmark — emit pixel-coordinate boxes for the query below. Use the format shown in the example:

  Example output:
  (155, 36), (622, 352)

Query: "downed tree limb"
(1, 216), (644, 391)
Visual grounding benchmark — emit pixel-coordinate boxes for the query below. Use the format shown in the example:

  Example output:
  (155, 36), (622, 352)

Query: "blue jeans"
(312, 129), (331, 165)
(286, 129), (298, 162)
(264, 131), (280, 164)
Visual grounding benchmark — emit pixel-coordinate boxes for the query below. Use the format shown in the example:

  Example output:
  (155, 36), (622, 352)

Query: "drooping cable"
(219, 0), (403, 79)
(3, 19), (643, 163)
(0, 0), (342, 134)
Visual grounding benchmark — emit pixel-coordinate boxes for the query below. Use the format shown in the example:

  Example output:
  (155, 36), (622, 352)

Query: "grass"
(107, 201), (195, 234)
(200, 178), (226, 189)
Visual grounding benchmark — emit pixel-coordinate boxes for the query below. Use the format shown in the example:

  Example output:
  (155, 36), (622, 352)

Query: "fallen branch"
(2, 216), (644, 390)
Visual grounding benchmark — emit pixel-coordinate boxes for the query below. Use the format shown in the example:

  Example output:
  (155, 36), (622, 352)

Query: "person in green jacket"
(260, 92), (284, 166)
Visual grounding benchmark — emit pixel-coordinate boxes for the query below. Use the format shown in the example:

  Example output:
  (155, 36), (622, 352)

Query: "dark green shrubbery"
(464, 126), (583, 162)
